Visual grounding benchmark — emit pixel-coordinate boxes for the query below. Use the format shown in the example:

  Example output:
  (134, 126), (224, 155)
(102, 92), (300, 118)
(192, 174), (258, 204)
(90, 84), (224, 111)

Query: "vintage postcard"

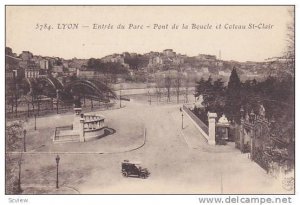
(5, 5), (295, 196)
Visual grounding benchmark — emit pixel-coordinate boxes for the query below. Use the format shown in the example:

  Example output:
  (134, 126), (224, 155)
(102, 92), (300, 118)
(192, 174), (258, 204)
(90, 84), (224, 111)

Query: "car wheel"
(122, 172), (128, 177)
(140, 173), (146, 179)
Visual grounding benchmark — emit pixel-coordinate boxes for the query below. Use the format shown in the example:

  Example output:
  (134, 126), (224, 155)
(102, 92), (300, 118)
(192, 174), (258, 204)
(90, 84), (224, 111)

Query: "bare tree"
(285, 7), (295, 77)
(184, 77), (190, 103)
(155, 76), (164, 103)
(164, 75), (172, 103)
(174, 72), (182, 103)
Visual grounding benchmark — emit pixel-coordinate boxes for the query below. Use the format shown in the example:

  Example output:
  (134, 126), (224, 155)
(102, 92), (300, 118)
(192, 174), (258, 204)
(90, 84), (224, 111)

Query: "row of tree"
(153, 73), (191, 103)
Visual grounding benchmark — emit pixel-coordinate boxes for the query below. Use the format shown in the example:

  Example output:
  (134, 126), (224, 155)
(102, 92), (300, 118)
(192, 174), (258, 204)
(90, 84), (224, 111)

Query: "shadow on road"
(95, 127), (116, 140)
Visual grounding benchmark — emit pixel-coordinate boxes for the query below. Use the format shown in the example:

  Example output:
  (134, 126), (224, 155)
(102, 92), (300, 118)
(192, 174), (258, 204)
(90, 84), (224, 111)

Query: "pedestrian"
(180, 107), (182, 112)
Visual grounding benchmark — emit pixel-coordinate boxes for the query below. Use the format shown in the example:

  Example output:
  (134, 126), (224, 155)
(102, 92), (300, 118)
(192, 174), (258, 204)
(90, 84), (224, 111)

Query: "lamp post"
(23, 129), (26, 152)
(34, 113), (37, 130)
(148, 91), (152, 105)
(119, 89), (121, 108)
(181, 113), (184, 129)
(56, 89), (59, 114)
(55, 155), (60, 189)
(18, 159), (22, 193)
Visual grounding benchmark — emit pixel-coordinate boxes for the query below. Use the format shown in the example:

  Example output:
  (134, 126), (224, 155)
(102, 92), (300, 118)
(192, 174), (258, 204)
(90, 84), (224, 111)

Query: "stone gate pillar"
(207, 112), (217, 145)
(72, 108), (85, 142)
(73, 108), (82, 130)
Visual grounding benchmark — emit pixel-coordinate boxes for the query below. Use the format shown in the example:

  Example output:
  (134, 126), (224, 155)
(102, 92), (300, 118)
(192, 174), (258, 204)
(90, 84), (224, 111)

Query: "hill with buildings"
(5, 47), (291, 86)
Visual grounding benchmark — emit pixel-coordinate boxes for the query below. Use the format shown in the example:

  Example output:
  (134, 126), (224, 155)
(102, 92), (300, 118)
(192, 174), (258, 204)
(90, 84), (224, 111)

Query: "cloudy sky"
(6, 6), (293, 62)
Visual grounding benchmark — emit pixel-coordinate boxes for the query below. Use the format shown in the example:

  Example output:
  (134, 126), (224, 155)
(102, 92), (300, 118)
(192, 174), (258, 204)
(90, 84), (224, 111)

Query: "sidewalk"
(171, 109), (242, 153)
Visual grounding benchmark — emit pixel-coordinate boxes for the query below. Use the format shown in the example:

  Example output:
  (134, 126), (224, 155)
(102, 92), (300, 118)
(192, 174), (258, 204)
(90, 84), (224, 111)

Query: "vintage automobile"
(121, 160), (150, 179)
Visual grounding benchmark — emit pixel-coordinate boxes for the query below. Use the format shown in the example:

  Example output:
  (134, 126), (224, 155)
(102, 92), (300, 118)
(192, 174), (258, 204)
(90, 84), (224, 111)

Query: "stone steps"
(53, 134), (80, 143)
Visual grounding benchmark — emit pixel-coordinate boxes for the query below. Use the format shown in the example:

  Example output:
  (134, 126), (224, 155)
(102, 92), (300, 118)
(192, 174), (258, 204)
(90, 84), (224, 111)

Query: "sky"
(6, 6), (293, 62)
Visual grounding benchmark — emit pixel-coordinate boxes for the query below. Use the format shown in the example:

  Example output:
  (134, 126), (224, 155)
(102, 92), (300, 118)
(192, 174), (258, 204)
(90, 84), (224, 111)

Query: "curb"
(6, 128), (147, 155)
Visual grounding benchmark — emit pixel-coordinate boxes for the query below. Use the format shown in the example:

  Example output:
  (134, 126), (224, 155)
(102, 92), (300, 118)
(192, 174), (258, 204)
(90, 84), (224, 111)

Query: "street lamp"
(148, 91), (152, 105)
(119, 89), (122, 108)
(55, 155), (60, 189)
(23, 129), (26, 152)
(56, 89), (59, 114)
(34, 113), (37, 130)
(18, 159), (22, 193)
(182, 113), (184, 129)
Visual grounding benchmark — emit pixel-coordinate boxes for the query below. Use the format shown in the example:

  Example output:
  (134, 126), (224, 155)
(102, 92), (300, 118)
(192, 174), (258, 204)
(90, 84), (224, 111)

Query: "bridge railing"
(6, 100), (117, 120)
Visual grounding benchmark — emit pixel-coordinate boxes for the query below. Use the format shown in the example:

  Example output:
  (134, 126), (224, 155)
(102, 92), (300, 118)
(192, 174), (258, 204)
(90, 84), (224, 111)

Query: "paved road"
(74, 100), (290, 194)
(13, 98), (291, 194)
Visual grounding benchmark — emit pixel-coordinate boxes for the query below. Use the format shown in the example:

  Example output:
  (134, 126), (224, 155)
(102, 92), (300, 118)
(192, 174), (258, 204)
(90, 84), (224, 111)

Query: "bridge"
(21, 76), (117, 104)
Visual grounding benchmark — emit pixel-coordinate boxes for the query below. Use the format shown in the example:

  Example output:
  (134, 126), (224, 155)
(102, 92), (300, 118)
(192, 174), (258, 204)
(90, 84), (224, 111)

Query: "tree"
(285, 7), (295, 77)
(6, 121), (23, 152)
(87, 58), (127, 74)
(183, 77), (190, 103)
(164, 75), (172, 102)
(56, 58), (63, 66)
(193, 77), (225, 124)
(205, 78), (226, 115)
(174, 72), (182, 103)
(5, 121), (24, 194)
(255, 76), (294, 121)
(224, 68), (241, 123)
(124, 54), (149, 70)
(154, 76), (164, 102)
(195, 77), (225, 111)
(6, 153), (23, 194)
(195, 76), (213, 106)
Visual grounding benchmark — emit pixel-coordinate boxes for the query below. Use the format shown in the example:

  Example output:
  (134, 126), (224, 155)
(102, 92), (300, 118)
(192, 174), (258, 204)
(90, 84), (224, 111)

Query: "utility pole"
(34, 114), (37, 130)
(17, 156), (23, 193)
(55, 155), (60, 189)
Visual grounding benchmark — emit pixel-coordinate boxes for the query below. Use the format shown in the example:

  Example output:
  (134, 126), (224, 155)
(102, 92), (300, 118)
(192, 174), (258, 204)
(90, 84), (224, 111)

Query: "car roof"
(123, 160), (141, 165)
